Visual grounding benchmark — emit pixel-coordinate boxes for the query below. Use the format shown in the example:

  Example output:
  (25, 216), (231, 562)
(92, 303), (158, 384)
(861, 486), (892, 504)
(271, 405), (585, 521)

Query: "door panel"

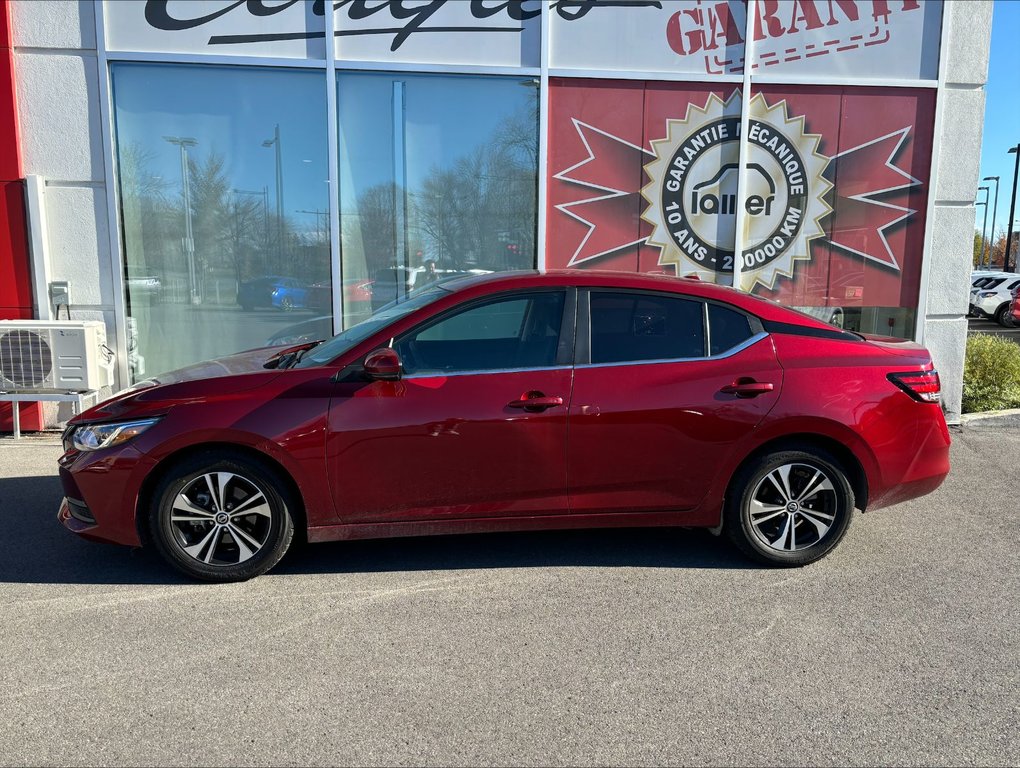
(568, 337), (782, 514)
(327, 369), (572, 522)
(326, 289), (573, 523)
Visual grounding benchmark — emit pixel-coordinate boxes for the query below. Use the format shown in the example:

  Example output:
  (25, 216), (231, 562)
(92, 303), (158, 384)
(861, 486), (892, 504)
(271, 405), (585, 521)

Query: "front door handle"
(720, 379), (774, 398)
(508, 391), (564, 412)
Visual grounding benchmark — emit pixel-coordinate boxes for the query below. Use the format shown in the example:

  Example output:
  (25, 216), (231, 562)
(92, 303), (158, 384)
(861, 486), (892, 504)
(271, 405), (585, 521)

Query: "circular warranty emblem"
(642, 92), (831, 291)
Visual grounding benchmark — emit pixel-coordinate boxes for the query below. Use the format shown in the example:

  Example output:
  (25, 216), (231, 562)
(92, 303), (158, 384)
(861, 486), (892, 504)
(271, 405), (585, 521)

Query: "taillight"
(888, 370), (941, 403)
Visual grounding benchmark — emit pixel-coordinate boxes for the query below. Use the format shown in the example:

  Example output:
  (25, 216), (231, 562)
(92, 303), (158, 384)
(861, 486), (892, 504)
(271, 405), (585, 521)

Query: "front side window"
(589, 292), (705, 364)
(395, 292), (565, 375)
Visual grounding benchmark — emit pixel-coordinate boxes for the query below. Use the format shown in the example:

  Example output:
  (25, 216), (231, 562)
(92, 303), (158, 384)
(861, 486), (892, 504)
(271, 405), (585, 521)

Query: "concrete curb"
(959, 407), (1020, 428)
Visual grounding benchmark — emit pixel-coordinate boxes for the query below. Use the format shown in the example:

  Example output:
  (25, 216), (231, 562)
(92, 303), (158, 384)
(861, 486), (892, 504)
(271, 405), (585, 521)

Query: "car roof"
(436, 269), (835, 327)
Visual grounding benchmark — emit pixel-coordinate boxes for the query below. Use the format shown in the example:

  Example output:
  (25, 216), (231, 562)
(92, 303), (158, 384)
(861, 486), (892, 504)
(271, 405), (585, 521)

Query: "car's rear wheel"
(725, 448), (854, 567)
(149, 452), (295, 582)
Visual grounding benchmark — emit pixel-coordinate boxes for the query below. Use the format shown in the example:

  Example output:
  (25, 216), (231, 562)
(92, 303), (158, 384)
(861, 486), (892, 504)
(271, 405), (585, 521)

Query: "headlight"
(71, 418), (160, 452)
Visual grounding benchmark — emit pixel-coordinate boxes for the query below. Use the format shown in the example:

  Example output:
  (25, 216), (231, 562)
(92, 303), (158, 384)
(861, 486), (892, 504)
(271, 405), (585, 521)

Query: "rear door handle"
(508, 391), (564, 412)
(720, 379), (774, 398)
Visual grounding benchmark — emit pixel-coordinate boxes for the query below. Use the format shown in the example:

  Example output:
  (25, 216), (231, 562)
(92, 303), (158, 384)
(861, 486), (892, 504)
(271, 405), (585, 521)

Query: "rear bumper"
(867, 406), (951, 511)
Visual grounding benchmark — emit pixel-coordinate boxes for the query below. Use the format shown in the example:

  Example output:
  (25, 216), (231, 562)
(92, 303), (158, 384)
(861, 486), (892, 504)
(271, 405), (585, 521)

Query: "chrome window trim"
(703, 300), (711, 358)
(575, 331), (769, 370)
(402, 364), (572, 380)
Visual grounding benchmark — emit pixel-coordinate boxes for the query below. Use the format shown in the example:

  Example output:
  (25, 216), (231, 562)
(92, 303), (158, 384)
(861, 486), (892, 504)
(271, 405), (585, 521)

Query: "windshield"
(294, 284), (449, 368)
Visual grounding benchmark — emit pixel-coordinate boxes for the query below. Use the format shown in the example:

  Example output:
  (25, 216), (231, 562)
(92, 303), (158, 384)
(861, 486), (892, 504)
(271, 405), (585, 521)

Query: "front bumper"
(57, 444), (156, 547)
(57, 497), (110, 543)
(970, 302), (995, 319)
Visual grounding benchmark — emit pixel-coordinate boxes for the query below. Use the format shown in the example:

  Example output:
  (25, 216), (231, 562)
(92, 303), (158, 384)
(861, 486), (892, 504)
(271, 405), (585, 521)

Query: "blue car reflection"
(237, 276), (309, 311)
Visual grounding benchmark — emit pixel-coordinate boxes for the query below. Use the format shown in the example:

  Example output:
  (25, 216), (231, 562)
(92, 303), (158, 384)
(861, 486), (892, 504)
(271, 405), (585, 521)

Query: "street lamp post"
(1004, 145), (1020, 272)
(976, 197), (987, 268)
(262, 124), (284, 260)
(163, 135), (199, 304)
(983, 175), (1000, 266)
(978, 186), (989, 267)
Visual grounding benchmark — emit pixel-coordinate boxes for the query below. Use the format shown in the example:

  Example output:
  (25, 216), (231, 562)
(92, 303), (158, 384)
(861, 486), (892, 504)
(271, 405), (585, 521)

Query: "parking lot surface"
(1, 427), (1017, 767)
(968, 315), (1020, 342)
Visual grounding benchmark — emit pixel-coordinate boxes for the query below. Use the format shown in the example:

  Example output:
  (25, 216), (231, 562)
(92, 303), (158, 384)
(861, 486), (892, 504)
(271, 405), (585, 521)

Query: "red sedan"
(58, 271), (950, 581)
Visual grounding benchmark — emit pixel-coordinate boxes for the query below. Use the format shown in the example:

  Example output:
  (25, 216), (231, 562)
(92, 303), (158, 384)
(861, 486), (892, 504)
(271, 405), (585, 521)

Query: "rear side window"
(589, 292), (704, 364)
(708, 304), (754, 355)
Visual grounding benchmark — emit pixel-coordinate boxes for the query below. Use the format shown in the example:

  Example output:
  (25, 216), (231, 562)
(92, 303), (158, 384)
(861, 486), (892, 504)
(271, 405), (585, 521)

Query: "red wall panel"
(0, 1), (42, 431)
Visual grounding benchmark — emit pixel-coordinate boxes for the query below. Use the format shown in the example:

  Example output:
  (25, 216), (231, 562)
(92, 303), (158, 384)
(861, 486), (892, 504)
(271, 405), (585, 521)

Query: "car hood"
(139, 346), (287, 386)
(73, 347), (287, 424)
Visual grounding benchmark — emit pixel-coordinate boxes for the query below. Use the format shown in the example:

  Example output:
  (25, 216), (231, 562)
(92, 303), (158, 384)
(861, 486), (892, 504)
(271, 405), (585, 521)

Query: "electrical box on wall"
(48, 281), (69, 317)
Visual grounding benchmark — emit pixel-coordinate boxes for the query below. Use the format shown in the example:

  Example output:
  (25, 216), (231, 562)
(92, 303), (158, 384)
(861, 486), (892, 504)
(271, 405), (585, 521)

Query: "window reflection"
(111, 63), (330, 380)
(337, 72), (539, 327)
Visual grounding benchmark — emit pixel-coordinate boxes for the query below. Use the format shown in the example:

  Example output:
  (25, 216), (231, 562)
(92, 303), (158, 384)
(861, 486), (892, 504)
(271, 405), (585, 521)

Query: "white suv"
(970, 273), (1020, 326)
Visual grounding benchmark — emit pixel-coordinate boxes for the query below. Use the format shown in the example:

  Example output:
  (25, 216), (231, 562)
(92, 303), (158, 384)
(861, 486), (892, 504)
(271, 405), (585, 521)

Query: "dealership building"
(0, 0), (994, 428)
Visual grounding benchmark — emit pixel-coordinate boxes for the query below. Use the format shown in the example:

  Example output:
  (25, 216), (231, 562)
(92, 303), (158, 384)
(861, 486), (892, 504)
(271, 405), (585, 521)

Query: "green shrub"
(962, 334), (1020, 413)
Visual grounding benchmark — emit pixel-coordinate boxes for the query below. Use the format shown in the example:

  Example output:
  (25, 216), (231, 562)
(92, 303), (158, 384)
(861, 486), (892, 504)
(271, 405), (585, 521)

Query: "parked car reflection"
(237, 276), (309, 311)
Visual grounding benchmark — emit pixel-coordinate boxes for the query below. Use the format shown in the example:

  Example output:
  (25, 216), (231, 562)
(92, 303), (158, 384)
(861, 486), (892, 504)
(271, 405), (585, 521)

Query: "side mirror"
(363, 347), (402, 381)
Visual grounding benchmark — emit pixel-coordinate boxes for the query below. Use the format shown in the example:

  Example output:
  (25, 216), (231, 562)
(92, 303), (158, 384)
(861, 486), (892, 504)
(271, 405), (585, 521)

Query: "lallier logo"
(556, 91), (921, 291)
(642, 92), (829, 288)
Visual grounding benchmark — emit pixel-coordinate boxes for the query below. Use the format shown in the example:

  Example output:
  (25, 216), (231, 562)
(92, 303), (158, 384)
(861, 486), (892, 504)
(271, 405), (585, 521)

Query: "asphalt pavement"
(968, 315), (1020, 342)
(0, 426), (1017, 767)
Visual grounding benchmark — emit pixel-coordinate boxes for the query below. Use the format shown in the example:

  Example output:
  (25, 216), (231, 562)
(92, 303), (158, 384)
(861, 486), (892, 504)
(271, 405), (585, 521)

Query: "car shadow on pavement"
(0, 475), (188, 586)
(0, 474), (753, 586)
(276, 527), (752, 578)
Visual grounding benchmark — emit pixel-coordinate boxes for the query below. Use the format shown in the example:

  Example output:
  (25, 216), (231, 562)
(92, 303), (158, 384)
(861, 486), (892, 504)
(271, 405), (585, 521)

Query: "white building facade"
(9, 0), (993, 422)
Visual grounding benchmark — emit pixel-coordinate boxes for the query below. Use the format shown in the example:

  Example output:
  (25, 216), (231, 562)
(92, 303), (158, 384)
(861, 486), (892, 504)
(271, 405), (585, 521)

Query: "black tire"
(148, 451), (296, 582)
(994, 303), (1014, 328)
(724, 448), (854, 567)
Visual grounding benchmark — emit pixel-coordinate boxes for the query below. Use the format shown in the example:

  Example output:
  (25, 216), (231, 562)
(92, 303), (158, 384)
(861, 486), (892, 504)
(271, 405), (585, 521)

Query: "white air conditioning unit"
(0, 320), (115, 393)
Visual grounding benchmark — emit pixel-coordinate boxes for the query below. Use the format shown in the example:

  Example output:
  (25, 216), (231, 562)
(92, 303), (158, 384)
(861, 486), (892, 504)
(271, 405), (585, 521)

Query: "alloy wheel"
(747, 462), (838, 553)
(169, 472), (273, 566)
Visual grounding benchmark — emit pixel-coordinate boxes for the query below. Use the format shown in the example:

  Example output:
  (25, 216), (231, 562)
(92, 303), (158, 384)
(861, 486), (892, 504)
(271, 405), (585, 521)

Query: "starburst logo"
(641, 92), (831, 291)
(553, 90), (922, 288)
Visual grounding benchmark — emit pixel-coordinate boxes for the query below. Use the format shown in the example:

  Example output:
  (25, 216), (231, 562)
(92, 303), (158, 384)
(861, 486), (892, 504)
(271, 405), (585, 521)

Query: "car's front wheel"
(149, 452), (296, 582)
(724, 448), (854, 567)
(995, 303), (1015, 328)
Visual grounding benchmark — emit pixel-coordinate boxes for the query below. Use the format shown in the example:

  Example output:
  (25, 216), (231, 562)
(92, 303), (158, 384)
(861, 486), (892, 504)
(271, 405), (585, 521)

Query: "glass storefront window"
(111, 63), (330, 380)
(337, 72), (539, 327)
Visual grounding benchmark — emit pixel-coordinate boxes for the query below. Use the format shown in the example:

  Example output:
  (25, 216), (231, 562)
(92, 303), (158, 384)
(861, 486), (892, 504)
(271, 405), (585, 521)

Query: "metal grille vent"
(0, 330), (53, 388)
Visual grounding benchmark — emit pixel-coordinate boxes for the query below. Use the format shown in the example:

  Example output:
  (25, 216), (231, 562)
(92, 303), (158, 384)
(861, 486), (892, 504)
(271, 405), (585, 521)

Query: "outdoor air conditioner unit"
(0, 320), (115, 393)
